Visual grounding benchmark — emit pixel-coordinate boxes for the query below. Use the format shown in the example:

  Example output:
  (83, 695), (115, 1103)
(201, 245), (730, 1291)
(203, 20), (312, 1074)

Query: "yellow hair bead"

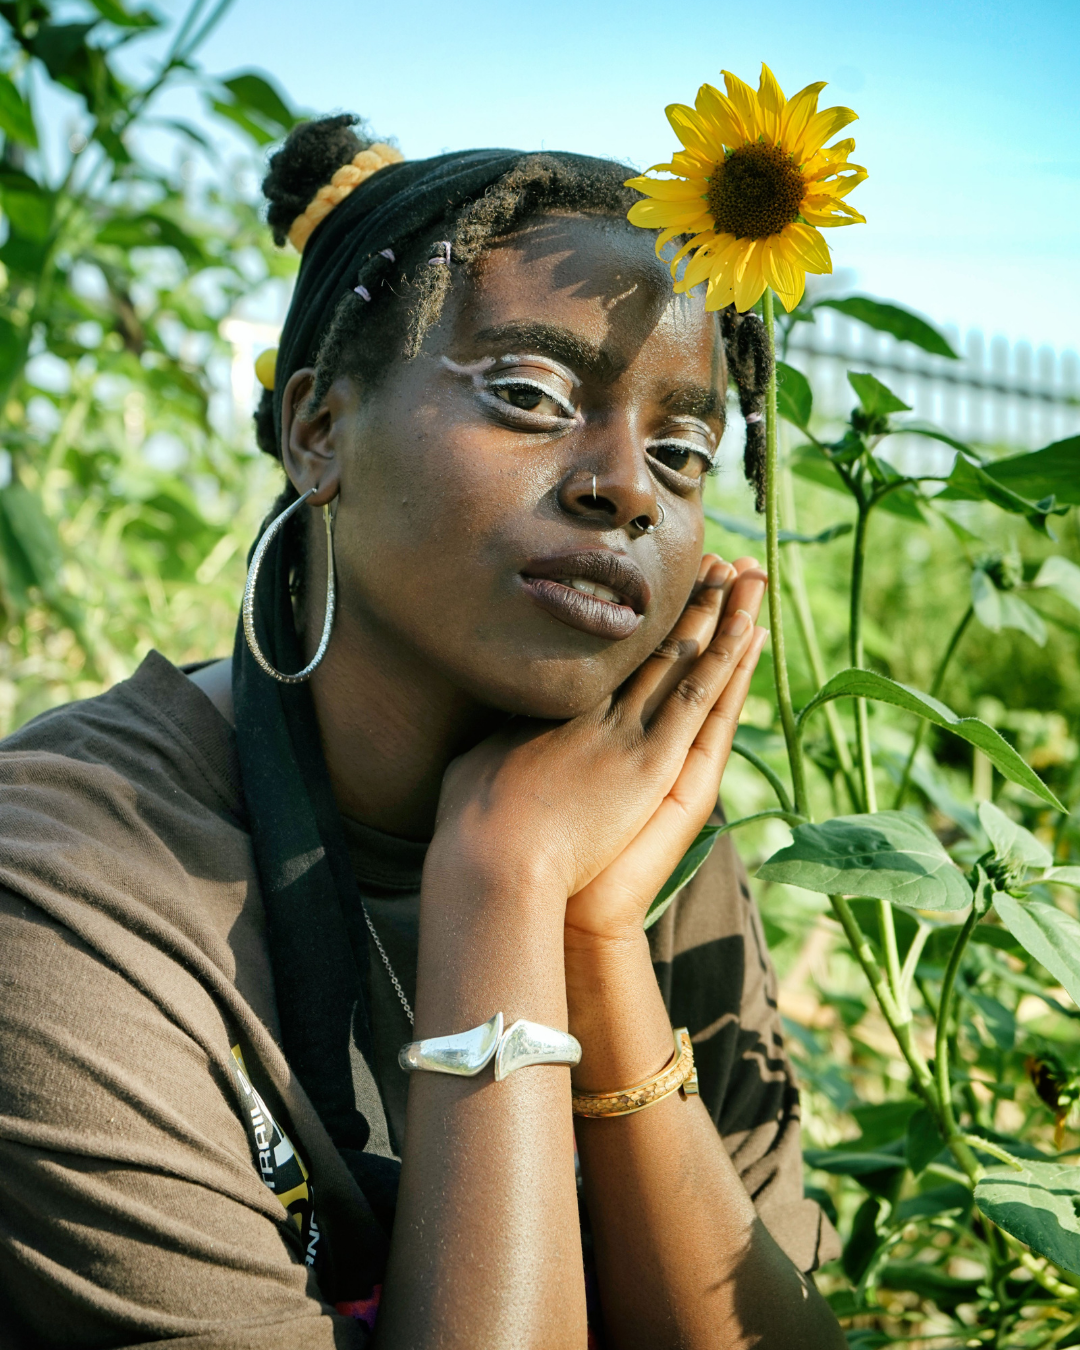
(255, 348), (278, 391)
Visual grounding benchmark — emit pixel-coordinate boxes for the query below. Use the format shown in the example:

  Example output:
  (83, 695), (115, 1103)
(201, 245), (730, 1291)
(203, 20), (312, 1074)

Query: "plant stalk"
(778, 464), (862, 811)
(828, 894), (938, 1109)
(893, 603), (975, 809)
(935, 906), (982, 1179)
(761, 289), (809, 818)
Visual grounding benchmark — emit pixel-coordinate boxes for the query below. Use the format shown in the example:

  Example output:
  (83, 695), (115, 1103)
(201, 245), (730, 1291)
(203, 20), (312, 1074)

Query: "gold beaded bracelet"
(571, 1027), (699, 1118)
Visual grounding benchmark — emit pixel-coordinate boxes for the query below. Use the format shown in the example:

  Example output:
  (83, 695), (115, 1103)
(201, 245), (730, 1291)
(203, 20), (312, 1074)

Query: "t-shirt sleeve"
(0, 888), (369, 1350)
(647, 826), (841, 1273)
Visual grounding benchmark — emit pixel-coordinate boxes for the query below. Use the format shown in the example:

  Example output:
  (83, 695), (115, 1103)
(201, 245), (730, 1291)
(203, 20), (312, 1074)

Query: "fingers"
(627, 554), (736, 719)
(647, 566), (768, 752)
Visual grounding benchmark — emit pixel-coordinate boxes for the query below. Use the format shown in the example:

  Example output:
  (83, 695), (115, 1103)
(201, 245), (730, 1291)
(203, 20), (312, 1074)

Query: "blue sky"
(135, 0), (1080, 352)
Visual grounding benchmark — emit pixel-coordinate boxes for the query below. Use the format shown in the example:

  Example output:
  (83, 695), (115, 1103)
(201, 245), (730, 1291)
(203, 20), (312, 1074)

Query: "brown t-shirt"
(0, 652), (836, 1349)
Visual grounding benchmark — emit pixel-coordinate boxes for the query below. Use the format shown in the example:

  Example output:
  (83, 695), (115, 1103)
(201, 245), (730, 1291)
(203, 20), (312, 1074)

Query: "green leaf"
(797, 669), (1065, 811)
(1034, 556), (1080, 612)
(814, 297), (959, 359)
(221, 72), (299, 133)
(0, 316), (23, 385)
(853, 1099), (920, 1148)
(971, 569), (1047, 645)
(848, 371), (911, 418)
(757, 812), (972, 911)
(803, 1147), (907, 1176)
(645, 824), (721, 929)
(966, 992), (1017, 1050)
(0, 72), (38, 147)
(939, 454), (1067, 532)
(894, 1183), (973, 1223)
(879, 1262), (981, 1312)
(0, 172), (53, 243)
(977, 801), (1052, 871)
(975, 1161), (1080, 1275)
(31, 22), (98, 81)
(776, 360), (811, 428)
(1041, 867), (1080, 890)
(893, 420), (972, 455)
(905, 1107), (946, 1173)
(704, 507), (851, 546)
(984, 438), (1080, 507)
(993, 894), (1080, 1008)
(209, 99), (277, 146)
(87, 0), (158, 27)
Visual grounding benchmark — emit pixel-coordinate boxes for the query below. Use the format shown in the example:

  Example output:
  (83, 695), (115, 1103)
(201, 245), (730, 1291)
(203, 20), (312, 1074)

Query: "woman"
(0, 117), (842, 1348)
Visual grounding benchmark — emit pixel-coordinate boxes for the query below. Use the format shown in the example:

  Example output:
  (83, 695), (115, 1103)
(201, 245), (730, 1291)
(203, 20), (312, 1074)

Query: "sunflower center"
(707, 143), (805, 240)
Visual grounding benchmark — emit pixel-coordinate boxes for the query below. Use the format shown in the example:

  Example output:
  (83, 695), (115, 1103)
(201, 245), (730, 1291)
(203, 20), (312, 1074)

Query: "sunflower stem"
(761, 289), (808, 819)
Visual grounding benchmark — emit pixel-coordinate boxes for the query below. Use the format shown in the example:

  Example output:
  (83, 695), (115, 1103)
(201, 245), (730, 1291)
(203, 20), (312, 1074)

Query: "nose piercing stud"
(592, 474), (598, 502)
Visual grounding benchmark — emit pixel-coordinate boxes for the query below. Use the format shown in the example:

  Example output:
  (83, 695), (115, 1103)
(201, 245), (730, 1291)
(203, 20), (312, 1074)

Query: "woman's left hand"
(563, 555), (768, 949)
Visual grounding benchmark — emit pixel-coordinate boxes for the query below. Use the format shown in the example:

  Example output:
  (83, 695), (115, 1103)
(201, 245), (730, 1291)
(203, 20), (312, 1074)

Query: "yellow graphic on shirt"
(229, 1045), (321, 1266)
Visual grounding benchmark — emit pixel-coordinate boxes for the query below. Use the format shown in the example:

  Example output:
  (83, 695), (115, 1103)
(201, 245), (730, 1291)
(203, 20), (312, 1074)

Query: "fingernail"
(723, 608), (752, 637)
(753, 626), (770, 652)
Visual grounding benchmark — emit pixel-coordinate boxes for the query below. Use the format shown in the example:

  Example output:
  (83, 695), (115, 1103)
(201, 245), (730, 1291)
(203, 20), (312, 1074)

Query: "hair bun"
(262, 115), (401, 249)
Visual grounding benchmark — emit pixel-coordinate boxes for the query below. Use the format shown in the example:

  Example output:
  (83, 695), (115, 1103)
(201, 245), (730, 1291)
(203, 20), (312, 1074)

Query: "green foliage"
(694, 291), (1080, 1343)
(0, 0), (298, 727)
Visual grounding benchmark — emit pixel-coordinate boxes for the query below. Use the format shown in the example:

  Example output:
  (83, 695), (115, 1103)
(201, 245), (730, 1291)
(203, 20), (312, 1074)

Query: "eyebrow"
(472, 323), (617, 383)
(662, 386), (725, 423)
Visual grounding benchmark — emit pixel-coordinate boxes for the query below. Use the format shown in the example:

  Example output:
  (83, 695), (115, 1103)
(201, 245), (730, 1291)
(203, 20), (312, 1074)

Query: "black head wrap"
(231, 147), (591, 1299)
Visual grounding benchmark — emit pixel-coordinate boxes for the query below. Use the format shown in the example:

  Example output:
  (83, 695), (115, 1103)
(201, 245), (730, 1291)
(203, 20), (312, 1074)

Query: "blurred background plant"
(3, 3), (1080, 1344)
(0, 0), (297, 728)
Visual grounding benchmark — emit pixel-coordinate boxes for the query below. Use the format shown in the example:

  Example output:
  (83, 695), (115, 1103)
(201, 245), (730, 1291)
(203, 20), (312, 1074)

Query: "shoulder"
(0, 650), (274, 1024)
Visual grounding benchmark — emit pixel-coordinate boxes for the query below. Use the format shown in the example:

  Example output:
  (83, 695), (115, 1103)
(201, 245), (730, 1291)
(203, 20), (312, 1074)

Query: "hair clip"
(354, 285), (372, 302)
(744, 412), (763, 424)
(379, 248), (395, 262)
(427, 240), (452, 267)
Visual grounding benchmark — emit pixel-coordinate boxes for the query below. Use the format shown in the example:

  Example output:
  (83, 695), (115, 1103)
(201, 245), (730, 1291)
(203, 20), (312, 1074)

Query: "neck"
(307, 608), (504, 841)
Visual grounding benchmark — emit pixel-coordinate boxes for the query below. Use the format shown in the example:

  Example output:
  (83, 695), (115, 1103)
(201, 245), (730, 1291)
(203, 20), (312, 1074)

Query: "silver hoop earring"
(243, 487), (336, 684)
(634, 502), (665, 536)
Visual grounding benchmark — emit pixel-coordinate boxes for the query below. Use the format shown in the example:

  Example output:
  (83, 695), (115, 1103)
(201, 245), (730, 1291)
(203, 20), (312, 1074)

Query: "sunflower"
(626, 64), (866, 313)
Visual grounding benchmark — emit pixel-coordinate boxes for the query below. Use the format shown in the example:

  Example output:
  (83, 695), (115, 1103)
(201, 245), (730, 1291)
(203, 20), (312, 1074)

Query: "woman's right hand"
(428, 555), (767, 915)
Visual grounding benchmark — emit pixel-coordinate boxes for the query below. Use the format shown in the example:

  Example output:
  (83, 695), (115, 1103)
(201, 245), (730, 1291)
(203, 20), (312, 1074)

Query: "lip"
(520, 549), (650, 642)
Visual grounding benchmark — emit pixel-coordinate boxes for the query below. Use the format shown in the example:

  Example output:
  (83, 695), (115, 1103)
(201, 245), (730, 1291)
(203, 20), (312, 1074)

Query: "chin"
(460, 656), (620, 722)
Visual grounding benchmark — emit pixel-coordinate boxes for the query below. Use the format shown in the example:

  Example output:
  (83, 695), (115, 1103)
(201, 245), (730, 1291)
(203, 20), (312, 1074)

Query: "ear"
(280, 368), (341, 507)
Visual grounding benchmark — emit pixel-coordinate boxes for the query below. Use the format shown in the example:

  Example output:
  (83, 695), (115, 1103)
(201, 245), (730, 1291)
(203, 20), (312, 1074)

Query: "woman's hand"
(564, 555), (767, 944)
(429, 554), (768, 923)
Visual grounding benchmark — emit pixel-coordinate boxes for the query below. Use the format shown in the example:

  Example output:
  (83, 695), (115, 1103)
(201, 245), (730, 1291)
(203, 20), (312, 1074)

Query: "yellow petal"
(669, 229), (715, 270)
(682, 245), (722, 290)
(704, 271), (736, 311)
(722, 69), (764, 143)
(694, 83), (746, 149)
(653, 224), (686, 258)
(666, 103), (724, 160)
(779, 81), (827, 155)
(624, 175), (705, 201)
(793, 104), (858, 160)
(733, 239), (767, 312)
(763, 236), (800, 300)
(781, 221), (832, 274)
(756, 63), (787, 142)
(627, 198), (710, 229)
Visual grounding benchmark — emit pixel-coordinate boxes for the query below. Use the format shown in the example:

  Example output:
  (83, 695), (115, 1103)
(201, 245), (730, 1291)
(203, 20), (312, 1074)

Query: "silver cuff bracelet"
(399, 1012), (582, 1081)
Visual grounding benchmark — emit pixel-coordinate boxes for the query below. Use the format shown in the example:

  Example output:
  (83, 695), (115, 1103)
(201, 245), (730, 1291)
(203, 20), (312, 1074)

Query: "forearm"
(567, 932), (843, 1350)
(375, 852), (586, 1349)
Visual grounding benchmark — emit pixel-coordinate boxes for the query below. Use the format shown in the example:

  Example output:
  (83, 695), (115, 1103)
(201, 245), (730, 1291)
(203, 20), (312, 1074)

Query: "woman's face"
(286, 213), (726, 719)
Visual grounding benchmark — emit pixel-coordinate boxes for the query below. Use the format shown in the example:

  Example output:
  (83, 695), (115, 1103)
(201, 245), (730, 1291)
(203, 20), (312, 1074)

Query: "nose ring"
(591, 474), (598, 503)
(634, 502), (665, 535)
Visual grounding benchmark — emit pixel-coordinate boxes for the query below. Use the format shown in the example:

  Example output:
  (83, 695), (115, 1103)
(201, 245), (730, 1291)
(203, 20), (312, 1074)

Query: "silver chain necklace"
(360, 902), (415, 1028)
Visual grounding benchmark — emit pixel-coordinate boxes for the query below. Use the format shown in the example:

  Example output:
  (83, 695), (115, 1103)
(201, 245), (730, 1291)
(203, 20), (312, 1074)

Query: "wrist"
(565, 928), (675, 1093)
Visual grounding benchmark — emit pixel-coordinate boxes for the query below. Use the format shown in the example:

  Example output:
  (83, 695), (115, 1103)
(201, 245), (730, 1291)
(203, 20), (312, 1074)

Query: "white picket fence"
(783, 310), (1080, 477)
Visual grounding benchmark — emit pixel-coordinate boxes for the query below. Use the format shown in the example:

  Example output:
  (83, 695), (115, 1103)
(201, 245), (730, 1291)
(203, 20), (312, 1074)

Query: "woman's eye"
(486, 376), (576, 420)
(649, 440), (712, 480)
